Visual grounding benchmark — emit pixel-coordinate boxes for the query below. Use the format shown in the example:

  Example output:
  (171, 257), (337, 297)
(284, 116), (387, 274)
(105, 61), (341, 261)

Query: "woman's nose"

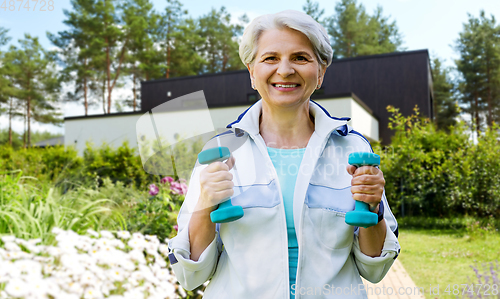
(276, 60), (295, 77)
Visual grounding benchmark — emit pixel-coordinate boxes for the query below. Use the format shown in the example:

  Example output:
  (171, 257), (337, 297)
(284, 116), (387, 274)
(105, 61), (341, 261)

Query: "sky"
(1, 0), (500, 136)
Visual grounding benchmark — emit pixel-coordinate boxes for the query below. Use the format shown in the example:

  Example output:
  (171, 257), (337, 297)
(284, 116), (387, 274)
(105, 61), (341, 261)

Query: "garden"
(0, 107), (499, 298)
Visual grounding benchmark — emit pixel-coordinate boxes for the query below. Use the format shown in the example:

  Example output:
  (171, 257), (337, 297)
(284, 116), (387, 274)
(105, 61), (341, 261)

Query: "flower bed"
(0, 228), (195, 299)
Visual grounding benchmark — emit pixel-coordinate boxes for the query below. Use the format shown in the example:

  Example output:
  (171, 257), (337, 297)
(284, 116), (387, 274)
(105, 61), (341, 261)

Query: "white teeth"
(275, 84), (297, 88)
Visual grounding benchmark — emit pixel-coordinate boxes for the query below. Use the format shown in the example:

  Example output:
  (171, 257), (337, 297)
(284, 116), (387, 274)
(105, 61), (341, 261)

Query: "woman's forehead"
(256, 28), (315, 55)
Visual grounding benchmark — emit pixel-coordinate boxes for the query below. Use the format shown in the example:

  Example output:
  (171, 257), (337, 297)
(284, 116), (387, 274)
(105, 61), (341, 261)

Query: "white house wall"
(312, 98), (379, 142)
(65, 97), (379, 155)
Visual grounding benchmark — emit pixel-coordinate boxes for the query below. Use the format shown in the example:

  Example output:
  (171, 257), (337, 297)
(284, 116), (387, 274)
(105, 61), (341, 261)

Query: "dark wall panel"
(141, 50), (431, 144)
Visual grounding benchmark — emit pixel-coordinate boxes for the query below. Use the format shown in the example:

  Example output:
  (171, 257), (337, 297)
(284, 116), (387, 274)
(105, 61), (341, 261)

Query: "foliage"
(431, 56), (460, 131)
(0, 229), (189, 298)
(0, 129), (62, 150)
(124, 177), (187, 243)
(375, 105), (500, 218)
(455, 10), (500, 132)
(325, 0), (404, 58)
(0, 171), (125, 244)
(302, 0), (325, 25)
(196, 7), (247, 73)
(1, 34), (62, 147)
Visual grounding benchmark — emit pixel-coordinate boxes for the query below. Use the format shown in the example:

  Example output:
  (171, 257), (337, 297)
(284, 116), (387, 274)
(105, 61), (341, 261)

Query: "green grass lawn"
(398, 228), (500, 299)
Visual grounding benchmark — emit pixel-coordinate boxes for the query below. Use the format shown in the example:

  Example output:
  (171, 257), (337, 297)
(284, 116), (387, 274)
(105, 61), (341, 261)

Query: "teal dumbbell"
(198, 146), (244, 223)
(345, 152), (380, 228)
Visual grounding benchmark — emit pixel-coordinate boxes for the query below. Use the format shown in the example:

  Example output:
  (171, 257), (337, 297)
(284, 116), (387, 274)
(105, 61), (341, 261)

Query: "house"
(64, 49), (433, 155)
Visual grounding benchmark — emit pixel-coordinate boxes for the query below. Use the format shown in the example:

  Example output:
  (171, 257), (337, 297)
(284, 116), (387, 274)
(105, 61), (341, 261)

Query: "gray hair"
(239, 10), (333, 68)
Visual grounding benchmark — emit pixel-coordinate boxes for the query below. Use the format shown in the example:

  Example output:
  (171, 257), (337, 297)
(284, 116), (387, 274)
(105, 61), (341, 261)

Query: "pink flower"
(149, 184), (159, 196)
(173, 225), (178, 232)
(170, 182), (188, 195)
(161, 176), (174, 184)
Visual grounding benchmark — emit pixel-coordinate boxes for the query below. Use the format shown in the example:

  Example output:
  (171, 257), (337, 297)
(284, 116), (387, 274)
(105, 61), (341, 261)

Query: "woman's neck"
(259, 100), (315, 149)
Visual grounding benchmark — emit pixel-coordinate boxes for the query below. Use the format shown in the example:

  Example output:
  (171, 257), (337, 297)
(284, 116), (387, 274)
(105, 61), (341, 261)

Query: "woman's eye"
(296, 56), (308, 61)
(264, 57), (276, 61)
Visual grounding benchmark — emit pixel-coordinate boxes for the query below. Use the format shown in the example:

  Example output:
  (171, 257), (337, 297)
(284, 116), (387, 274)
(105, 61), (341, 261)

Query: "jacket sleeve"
(167, 163), (223, 291)
(351, 191), (401, 283)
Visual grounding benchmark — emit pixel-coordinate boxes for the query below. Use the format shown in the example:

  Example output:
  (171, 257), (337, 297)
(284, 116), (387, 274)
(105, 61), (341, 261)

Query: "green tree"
(47, 0), (103, 116)
(0, 26), (12, 104)
(4, 35), (62, 148)
(302, 0), (325, 25)
(455, 10), (500, 132)
(197, 7), (247, 73)
(159, 0), (188, 79)
(431, 57), (460, 131)
(122, 0), (163, 111)
(326, 0), (404, 58)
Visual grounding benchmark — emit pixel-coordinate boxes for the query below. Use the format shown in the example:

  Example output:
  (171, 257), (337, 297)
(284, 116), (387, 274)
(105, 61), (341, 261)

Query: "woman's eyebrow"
(293, 51), (313, 58)
(260, 51), (278, 57)
(260, 51), (313, 58)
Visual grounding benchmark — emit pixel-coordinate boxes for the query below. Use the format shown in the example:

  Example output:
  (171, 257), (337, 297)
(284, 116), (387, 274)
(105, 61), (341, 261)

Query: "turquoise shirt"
(267, 147), (306, 299)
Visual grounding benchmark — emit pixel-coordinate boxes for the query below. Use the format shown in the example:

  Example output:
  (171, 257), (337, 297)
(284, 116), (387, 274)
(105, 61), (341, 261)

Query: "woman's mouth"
(271, 83), (300, 91)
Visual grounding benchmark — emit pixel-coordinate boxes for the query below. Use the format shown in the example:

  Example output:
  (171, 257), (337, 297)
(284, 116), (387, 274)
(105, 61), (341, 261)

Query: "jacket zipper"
(250, 132), (291, 299)
(294, 131), (338, 299)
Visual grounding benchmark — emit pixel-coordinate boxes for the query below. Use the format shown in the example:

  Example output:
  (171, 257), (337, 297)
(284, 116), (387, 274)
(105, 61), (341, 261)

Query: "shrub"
(0, 171), (125, 244)
(124, 177), (188, 242)
(375, 106), (500, 218)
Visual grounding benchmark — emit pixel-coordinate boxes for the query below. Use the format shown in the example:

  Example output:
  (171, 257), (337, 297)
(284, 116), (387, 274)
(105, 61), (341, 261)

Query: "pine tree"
(431, 57), (460, 131)
(121, 0), (163, 111)
(197, 7), (247, 73)
(455, 11), (500, 132)
(48, 0), (105, 116)
(326, 0), (404, 58)
(0, 27), (12, 105)
(4, 35), (62, 147)
(302, 0), (325, 25)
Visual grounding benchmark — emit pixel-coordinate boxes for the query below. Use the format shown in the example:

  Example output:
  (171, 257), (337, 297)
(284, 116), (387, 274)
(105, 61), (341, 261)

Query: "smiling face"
(247, 27), (326, 109)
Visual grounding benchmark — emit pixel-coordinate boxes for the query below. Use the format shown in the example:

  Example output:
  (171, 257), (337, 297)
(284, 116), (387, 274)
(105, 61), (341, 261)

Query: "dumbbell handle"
(197, 146), (244, 223)
(345, 152), (380, 228)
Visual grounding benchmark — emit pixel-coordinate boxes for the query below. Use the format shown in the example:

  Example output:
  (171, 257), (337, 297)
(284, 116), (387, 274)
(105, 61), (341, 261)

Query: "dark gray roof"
(34, 136), (64, 147)
(140, 49), (433, 144)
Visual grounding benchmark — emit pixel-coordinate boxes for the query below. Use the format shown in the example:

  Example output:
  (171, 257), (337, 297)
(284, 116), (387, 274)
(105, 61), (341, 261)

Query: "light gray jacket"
(168, 99), (400, 298)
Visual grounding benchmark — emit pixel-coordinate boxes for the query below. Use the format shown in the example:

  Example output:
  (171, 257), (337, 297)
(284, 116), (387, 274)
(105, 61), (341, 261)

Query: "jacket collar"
(226, 99), (351, 140)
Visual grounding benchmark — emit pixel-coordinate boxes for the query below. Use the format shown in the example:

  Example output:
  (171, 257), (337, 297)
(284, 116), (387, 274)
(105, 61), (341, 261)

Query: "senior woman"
(168, 9), (400, 299)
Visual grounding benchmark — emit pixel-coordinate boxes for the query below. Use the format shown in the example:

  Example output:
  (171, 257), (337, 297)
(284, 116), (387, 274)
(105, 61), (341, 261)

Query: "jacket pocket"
(230, 180), (280, 209)
(305, 184), (355, 249)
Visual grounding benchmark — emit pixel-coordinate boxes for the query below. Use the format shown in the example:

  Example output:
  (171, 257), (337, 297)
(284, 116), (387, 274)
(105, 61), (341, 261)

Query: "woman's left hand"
(346, 165), (385, 212)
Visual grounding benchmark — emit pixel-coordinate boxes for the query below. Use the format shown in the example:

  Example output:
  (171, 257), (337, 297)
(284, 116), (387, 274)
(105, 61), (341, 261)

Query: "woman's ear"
(317, 65), (326, 87)
(247, 63), (255, 87)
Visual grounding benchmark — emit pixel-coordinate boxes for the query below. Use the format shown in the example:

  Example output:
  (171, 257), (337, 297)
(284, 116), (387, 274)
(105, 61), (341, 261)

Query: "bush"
(124, 177), (188, 242)
(375, 106), (500, 218)
(0, 171), (125, 244)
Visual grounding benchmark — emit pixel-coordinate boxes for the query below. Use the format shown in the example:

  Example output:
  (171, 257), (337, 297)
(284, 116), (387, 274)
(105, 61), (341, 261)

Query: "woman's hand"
(346, 165), (385, 212)
(189, 156), (235, 261)
(196, 156), (236, 212)
(347, 165), (387, 257)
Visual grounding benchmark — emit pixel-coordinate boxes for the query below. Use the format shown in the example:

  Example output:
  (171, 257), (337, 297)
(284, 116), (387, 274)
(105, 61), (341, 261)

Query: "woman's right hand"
(189, 156), (235, 261)
(196, 155), (236, 212)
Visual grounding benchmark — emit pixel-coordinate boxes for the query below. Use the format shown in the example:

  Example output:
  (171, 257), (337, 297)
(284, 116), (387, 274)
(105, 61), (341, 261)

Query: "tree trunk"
(474, 91), (480, 136)
(102, 75), (106, 114)
(486, 57), (492, 126)
(27, 76), (31, 148)
(132, 72), (136, 111)
(106, 38), (111, 114)
(8, 97), (12, 146)
(166, 44), (171, 78)
(84, 59), (88, 116)
(23, 105), (26, 149)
